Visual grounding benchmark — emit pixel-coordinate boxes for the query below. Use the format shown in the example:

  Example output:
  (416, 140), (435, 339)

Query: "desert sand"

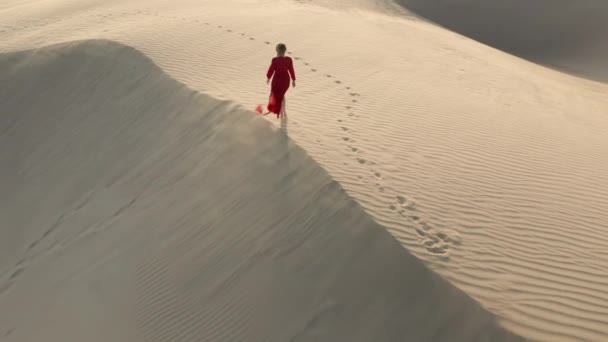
(1, 0), (607, 341)
(391, 0), (608, 82)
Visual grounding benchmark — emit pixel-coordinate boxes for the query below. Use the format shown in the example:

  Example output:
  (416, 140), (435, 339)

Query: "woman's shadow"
(280, 110), (289, 165)
(279, 106), (294, 188)
(280, 113), (288, 136)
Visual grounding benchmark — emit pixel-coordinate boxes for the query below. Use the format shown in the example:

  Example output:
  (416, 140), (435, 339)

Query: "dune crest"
(0, 40), (522, 341)
(1, 0), (608, 340)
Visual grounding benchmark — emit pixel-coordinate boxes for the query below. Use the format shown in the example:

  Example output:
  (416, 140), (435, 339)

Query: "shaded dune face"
(0, 40), (523, 341)
(394, 0), (608, 81)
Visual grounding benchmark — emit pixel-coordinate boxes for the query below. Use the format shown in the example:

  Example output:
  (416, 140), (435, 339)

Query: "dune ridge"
(1, 1), (607, 341)
(0, 40), (522, 342)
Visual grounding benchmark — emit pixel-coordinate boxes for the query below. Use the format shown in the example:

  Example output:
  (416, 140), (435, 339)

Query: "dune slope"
(1, 1), (608, 341)
(0, 40), (522, 342)
(393, 0), (608, 82)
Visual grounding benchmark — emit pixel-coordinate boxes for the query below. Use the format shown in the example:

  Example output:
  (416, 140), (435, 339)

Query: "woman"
(265, 43), (296, 118)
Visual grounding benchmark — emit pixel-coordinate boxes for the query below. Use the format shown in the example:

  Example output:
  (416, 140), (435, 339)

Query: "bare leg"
(279, 98), (287, 118)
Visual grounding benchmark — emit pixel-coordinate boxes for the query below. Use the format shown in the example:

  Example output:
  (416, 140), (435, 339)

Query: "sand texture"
(1, 0), (607, 341)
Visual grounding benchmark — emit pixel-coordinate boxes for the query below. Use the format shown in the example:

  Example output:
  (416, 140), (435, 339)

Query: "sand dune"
(392, 0), (608, 81)
(0, 40), (522, 341)
(1, 0), (608, 341)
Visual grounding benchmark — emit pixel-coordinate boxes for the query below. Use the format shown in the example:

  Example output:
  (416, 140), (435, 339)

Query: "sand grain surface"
(1, 0), (607, 341)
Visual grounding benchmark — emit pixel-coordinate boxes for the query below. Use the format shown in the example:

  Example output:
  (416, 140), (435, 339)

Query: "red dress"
(266, 56), (296, 118)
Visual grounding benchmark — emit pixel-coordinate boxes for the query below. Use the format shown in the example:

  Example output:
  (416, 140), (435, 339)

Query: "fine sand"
(392, 0), (608, 82)
(1, 0), (607, 341)
(0, 40), (520, 342)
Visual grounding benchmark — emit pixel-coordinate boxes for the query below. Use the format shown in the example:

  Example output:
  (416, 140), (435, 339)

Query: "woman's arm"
(288, 58), (296, 87)
(266, 59), (275, 81)
(288, 58), (296, 81)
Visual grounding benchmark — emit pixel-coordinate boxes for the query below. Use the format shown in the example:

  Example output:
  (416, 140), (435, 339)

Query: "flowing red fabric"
(266, 56), (296, 118)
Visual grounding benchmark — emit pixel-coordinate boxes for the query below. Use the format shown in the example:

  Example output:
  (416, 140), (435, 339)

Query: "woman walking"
(263, 43), (296, 118)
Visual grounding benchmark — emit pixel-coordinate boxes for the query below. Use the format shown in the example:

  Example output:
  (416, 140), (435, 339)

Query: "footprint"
(345, 86), (351, 90)
(342, 137), (350, 142)
(356, 158), (366, 164)
(345, 106), (352, 110)
(349, 92), (360, 97)
(27, 240), (39, 251)
(426, 245), (448, 255)
(436, 232), (450, 243)
(9, 267), (24, 280)
(335, 80), (342, 84)
(227, 29), (232, 32)
(420, 221), (431, 230)
(311, 68), (317, 72)
(374, 172), (381, 178)
(396, 195), (407, 205)
(42, 226), (55, 238)
(350, 147), (358, 152)
(294, 57), (302, 60)
(264, 41), (270, 44)
(249, 37), (255, 40)
(341, 127), (349, 132)
(337, 119), (343, 123)
(325, 74), (332, 78)
(352, 99), (358, 103)
(304, 62), (309, 65)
